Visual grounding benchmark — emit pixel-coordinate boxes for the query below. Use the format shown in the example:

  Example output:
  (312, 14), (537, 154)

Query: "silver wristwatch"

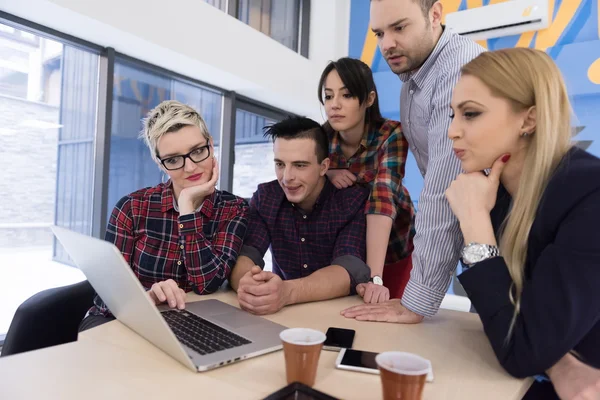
(461, 243), (500, 267)
(369, 275), (383, 286)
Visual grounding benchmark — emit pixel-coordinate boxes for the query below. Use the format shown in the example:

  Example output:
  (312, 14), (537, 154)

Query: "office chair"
(1, 280), (95, 357)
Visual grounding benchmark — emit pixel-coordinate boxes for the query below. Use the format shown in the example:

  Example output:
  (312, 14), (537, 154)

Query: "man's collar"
(314, 177), (335, 209)
(289, 177), (334, 212)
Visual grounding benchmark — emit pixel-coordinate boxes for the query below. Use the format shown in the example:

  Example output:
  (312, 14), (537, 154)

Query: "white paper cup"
(279, 328), (326, 345)
(376, 351), (430, 375)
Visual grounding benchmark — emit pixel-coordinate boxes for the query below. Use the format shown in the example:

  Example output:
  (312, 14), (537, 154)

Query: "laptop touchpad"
(212, 312), (262, 329)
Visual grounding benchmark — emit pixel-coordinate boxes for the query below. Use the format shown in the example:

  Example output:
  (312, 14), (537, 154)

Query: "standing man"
(342, 0), (485, 322)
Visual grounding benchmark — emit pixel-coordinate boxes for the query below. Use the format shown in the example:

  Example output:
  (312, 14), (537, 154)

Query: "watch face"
(463, 244), (488, 265)
(372, 276), (383, 285)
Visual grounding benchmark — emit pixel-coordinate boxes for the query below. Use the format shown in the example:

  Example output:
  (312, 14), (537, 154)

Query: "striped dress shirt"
(399, 28), (485, 317)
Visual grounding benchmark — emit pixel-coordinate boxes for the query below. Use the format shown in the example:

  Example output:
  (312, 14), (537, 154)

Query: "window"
(232, 104), (287, 273)
(0, 21), (96, 334)
(0, 11), (300, 336)
(203, 0), (309, 55)
(202, 0), (228, 12)
(232, 107), (279, 199)
(238, 0), (304, 53)
(107, 58), (223, 220)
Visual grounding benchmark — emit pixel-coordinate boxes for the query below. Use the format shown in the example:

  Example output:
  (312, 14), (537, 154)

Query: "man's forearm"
(230, 256), (255, 292)
(401, 174), (464, 317)
(284, 265), (351, 305)
(366, 214), (393, 277)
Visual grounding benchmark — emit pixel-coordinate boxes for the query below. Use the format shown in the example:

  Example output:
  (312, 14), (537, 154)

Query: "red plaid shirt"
(328, 119), (415, 265)
(89, 182), (248, 316)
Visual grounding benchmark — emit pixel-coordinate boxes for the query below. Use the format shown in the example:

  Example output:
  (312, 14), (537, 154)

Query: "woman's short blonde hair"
(140, 100), (211, 163)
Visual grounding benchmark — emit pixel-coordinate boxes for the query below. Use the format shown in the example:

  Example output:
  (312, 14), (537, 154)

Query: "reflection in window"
(232, 108), (277, 199)
(233, 108), (280, 272)
(238, 0), (300, 52)
(0, 22), (94, 334)
(108, 60), (223, 221)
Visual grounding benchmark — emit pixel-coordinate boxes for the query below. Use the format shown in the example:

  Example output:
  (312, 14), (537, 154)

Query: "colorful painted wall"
(350, 0), (600, 206)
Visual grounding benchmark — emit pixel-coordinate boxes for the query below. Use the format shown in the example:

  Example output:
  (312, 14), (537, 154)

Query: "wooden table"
(0, 291), (532, 399)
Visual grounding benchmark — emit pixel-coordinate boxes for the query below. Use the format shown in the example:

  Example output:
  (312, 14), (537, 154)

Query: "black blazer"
(458, 147), (600, 378)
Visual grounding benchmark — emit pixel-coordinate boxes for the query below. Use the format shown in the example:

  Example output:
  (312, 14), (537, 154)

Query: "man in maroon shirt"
(230, 117), (371, 315)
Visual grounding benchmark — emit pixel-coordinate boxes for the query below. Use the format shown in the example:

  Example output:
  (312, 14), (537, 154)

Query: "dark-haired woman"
(318, 57), (415, 303)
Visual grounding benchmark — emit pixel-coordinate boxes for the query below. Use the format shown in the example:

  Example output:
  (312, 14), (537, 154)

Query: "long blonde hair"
(461, 48), (573, 337)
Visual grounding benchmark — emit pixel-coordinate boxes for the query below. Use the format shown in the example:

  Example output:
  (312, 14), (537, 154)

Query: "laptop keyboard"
(161, 310), (252, 355)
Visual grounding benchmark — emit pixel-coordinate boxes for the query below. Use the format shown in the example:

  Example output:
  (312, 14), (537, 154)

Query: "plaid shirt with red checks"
(89, 182), (248, 317)
(328, 119), (415, 265)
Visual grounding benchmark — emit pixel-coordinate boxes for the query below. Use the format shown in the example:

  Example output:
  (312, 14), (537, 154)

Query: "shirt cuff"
(238, 245), (265, 269)
(401, 279), (447, 317)
(365, 206), (396, 220)
(178, 213), (204, 235)
(331, 255), (370, 295)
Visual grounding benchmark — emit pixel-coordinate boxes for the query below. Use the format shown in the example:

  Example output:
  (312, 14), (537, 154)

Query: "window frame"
(221, 0), (310, 57)
(0, 10), (298, 240)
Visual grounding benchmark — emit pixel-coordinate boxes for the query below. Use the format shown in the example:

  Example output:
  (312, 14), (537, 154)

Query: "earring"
(521, 131), (531, 137)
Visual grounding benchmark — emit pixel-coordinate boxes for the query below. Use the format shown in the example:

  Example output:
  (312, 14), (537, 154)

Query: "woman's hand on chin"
(179, 158), (219, 215)
(445, 154), (510, 224)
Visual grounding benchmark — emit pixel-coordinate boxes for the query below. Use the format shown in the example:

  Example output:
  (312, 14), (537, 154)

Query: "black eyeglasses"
(158, 144), (211, 171)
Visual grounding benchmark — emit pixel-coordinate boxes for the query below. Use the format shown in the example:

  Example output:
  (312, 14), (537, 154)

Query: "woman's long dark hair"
(318, 57), (384, 133)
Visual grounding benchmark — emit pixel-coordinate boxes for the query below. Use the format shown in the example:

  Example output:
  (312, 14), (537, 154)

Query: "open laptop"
(51, 225), (286, 372)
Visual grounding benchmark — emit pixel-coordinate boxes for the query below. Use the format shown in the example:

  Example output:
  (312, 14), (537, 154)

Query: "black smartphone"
(323, 327), (355, 351)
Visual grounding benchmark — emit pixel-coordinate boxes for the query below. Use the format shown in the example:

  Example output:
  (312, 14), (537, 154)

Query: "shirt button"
(303, 264), (308, 269)
(409, 89), (414, 95)
(302, 215), (307, 219)
(180, 245), (184, 250)
(179, 224), (184, 229)
(301, 238), (305, 242)
(177, 261), (182, 266)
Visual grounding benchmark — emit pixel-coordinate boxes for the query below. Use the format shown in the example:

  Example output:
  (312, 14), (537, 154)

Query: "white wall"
(0, 0), (350, 121)
(309, 0), (351, 67)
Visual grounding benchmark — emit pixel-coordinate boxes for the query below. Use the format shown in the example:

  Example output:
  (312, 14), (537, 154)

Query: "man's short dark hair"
(263, 117), (329, 163)
(417, 0), (437, 16)
(371, 0), (437, 17)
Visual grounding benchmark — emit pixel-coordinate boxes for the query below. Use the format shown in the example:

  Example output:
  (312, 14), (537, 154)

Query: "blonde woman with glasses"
(343, 48), (600, 399)
(80, 100), (248, 331)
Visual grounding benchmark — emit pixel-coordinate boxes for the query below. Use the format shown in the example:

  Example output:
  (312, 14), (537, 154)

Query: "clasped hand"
(237, 266), (290, 315)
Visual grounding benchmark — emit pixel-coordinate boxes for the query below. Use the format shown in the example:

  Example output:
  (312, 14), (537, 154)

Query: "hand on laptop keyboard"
(149, 279), (187, 309)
